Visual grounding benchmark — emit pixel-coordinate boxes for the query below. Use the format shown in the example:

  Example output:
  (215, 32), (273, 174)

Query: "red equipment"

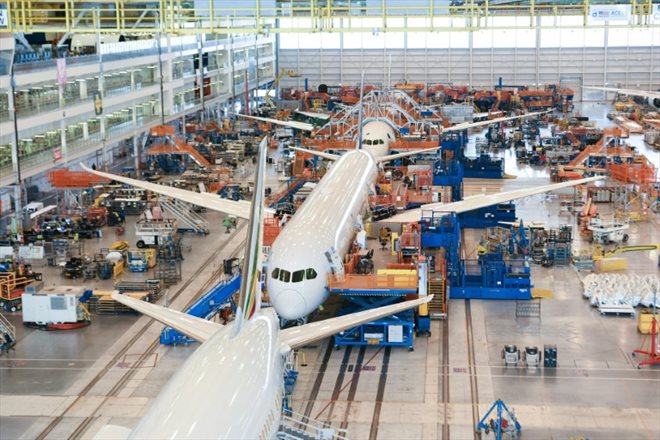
(633, 310), (660, 368)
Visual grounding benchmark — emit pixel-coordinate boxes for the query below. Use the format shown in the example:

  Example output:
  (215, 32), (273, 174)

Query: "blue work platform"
(160, 274), (241, 345)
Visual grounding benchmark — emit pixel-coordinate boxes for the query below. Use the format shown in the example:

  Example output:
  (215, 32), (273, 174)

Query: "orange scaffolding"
(609, 162), (657, 185)
(47, 169), (112, 188)
(147, 125), (213, 168)
(263, 217), (282, 246)
(327, 273), (418, 291)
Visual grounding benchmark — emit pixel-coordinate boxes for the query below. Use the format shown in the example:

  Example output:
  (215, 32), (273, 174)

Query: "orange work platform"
(389, 140), (439, 150)
(47, 169), (112, 188)
(609, 163), (658, 185)
(301, 138), (355, 151)
(263, 217), (282, 247)
(147, 138), (212, 168)
(327, 273), (418, 291)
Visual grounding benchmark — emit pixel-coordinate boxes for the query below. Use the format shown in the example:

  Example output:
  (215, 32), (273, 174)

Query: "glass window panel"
(292, 270), (305, 283)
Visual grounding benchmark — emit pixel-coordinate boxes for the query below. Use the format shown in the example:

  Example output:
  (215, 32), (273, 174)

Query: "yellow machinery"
(593, 244), (660, 260)
(263, 69), (300, 109)
(638, 311), (659, 335)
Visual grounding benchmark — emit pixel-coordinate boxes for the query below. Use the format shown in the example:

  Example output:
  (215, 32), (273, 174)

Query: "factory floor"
(0, 102), (659, 440)
(0, 155), (290, 440)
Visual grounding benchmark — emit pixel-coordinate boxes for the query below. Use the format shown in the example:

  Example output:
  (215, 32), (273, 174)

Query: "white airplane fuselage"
(267, 121), (395, 320)
(128, 308), (284, 439)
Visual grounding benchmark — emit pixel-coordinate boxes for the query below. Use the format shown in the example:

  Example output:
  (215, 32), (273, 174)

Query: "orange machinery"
(47, 169), (111, 188)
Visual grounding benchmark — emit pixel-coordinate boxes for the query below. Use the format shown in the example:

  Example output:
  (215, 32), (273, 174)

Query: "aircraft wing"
(473, 111), (504, 120)
(445, 111), (549, 132)
(238, 114), (315, 131)
(279, 296), (432, 350)
(80, 164), (255, 219)
(111, 292), (222, 343)
(583, 86), (660, 100)
(290, 146), (340, 161)
(377, 147), (440, 163)
(295, 109), (332, 120)
(93, 425), (132, 440)
(385, 176), (603, 223)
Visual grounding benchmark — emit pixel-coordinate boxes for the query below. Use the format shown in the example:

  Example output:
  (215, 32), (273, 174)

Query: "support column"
(96, 8), (108, 169)
(537, 16), (542, 87)
(79, 79), (87, 99)
(197, 29), (206, 124)
(58, 84), (67, 164)
(132, 105), (140, 177)
(82, 122), (89, 140)
(8, 66), (24, 240)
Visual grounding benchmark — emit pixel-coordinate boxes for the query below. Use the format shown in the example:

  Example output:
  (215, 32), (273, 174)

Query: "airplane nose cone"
(272, 289), (307, 320)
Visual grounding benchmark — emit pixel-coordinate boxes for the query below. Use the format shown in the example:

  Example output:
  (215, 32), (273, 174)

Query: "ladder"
(0, 312), (16, 353)
(159, 199), (210, 235)
(428, 277), (447, 319)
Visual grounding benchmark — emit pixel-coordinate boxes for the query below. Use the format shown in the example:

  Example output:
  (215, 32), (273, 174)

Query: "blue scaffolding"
(160, 274), (241, 345)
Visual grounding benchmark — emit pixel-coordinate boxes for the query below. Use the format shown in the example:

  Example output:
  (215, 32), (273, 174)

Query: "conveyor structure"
(160, 274), (240, 345)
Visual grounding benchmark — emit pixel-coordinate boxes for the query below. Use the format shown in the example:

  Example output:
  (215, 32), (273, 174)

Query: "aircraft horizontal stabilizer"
(111, 292), (222, 343)
(290, 146), (340, 161)
(377, 146), (440, 163)
(444, 110), (550, 132)
(279, 295), (432, 350)
(238, 114), (315, 131)
(295, 109), (332, 120)
(583, 86), (660, 100)
(384, 176), (604, 223)
(80, 164), (257, 219)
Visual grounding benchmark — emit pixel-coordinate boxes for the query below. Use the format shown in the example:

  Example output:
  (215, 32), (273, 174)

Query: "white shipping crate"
(22, 293), (78, 324)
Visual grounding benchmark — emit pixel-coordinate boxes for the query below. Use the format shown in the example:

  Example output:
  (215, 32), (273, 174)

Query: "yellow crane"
(263, 69), (300, 109)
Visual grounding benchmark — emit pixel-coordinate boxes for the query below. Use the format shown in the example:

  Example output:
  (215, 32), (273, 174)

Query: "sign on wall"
(589, 5), (632, 22)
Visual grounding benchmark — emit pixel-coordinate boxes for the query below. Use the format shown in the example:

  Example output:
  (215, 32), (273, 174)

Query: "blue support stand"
(476, 399), (522, 440)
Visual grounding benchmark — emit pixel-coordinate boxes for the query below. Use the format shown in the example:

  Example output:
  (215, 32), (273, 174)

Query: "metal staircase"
(0, 312), (16, 354)
(161, 274), (241, 345)
(428, 277), (447, 319)
(159, 199), (210, 235)
(278, 412), (349, 440)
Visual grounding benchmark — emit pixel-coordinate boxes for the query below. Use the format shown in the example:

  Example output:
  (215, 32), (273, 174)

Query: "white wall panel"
(279, 44), (659, 97)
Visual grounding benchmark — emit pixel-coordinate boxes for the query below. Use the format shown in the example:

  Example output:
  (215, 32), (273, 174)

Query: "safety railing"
(5, 2), (657, 34)
(327, 273), (418, 291)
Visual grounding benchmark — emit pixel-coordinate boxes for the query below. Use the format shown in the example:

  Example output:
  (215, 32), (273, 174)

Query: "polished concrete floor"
(1, 102), (659, 440)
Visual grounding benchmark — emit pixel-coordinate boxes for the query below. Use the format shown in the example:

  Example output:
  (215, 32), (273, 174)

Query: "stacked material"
(582, 273), (660, 307)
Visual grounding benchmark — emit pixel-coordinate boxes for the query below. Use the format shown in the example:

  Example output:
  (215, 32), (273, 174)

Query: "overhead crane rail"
(5, 1), (657, 34)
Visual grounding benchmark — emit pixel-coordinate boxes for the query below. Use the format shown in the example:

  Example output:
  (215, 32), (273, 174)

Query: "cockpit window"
(378, 139), (385, 145)
(306, 268), (317, 280)
(292, 270), (305, 283)
(271, 268), (279, 279)
(363, 139), (372, 145)
(279, 270), (291, 283)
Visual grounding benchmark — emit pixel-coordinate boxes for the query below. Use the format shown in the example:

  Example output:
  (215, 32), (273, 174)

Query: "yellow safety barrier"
(5, 2), (656, 34)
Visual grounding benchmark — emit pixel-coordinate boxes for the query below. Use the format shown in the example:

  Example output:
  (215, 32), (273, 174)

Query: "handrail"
(0, 313), (16, 341)
(328, 273), (418, 291)
(6, 2), (657, 34)
(280, 411), (349, 440)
